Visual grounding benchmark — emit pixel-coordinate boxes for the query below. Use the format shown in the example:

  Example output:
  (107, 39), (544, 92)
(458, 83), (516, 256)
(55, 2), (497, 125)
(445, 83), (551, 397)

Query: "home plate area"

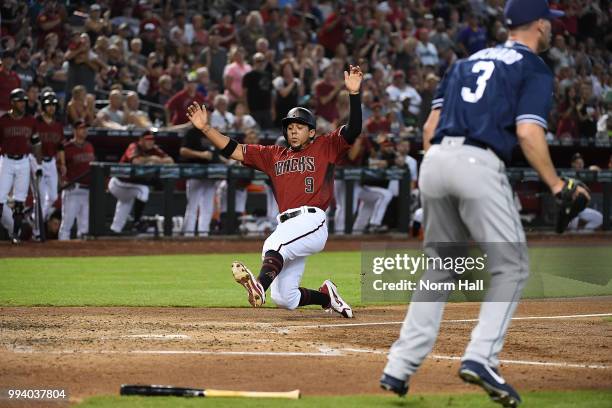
(1, 299), (611, 404)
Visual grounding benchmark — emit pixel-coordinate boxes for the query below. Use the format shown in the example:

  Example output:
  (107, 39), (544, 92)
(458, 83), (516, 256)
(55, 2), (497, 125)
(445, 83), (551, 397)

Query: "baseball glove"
(555, 177), (590, 234)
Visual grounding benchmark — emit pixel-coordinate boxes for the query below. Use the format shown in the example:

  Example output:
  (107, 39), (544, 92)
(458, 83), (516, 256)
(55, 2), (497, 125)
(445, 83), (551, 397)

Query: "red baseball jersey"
(36, 116), (65, 158)
(120, 142), (168, 163)
(0, 113), (38, 156)
(242, 127), (349, 212)
(64, 139), (95, 185)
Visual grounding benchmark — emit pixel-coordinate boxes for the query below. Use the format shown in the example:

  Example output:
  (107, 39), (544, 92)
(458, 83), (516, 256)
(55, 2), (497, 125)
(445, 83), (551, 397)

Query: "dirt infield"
(2, 235), (611, 406)
(1, 299), (611, 406)
(2, 232), (610, 258)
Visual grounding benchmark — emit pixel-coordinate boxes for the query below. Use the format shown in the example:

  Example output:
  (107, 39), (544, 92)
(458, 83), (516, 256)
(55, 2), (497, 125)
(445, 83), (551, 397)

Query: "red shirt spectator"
(317, 12), (347, 57)
(36, 1), (67, 49)
(0, 54), (21, 113)
(314, 67), (342, 123)
(365, 104), (392, 135)
(165, 78), (206, 125)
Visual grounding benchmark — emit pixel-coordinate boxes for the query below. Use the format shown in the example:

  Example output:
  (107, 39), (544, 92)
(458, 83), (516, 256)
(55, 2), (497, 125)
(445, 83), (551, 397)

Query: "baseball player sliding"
(380, 1), (590, 407)
(186, 65), (364, 318)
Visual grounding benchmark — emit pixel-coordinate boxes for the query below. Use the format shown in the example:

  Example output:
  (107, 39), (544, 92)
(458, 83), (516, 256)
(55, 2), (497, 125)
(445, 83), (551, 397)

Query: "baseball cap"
(186, 71), (198, 83)
(73, 120), (88, 129)
(141, 133), (155, 140)
(504, 0), (565, 28)
(571, 152), (583, 162)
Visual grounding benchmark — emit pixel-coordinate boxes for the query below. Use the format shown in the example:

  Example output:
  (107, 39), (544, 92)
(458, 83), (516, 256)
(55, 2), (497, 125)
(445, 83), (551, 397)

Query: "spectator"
(199, 29), (228, 91)
(457, 14), (487, 57)
(365, 102), (392, 135)
(137, 61), (163, 101)
(96, 89), (125, 128)
(41, 50), (68, 98)
(195, 66), (210, 101)
(386, 70), (421, 118)
(127, 38), (147, 73)
(556, 86), (579, 140)
(416, 29), (439, 67)
(314, 65), (343, 129)
(191, 14), (208, 49)
(14, 45), (36, 91)
(170, 11), (194, 46)
(212, 12), (237, 49)
(66, 85), (95, 126)
(223, 46), (251, 107)
(136, 22), (156, 55)
(24, 84), (40, 117)
(165, 72), (205, 126)
(209, 94), (235, 133)
(549, 35), (575, 74)
(419, 73), (440, 127)
(238, 11), (265, 56)
(242, 52), (274, 129)
(0, 51), (21, 115)
(429, 18), (454, 57)
(35, 0), (67, 49)
(233, 102), (257, 132)
(84, 3), (111, 45)
(273, 59), (304, 128)
(124, 91), (152, 128)
(317, 8), (350, 58)
(577, 83), (599, 138)
(65, 33), (105, 98)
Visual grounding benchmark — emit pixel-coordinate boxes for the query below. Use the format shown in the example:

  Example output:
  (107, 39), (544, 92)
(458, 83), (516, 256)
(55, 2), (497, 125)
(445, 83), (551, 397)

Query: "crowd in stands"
(0, 0), (609, 142)
(0, 0), (610, 238)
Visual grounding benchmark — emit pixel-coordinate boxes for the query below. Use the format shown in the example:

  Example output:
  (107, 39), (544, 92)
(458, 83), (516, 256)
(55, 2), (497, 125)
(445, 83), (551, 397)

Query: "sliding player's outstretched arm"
(186, 102), (244, 162)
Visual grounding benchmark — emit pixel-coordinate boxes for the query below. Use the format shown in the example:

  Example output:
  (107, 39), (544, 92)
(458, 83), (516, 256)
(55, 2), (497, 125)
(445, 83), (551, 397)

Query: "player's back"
(432, 41), (553, 163)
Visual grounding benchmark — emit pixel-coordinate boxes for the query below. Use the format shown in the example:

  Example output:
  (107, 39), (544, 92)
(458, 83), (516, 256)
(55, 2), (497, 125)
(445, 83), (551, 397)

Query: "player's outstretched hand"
(186, 102), (209, 131)
(344, 65), (363, 94)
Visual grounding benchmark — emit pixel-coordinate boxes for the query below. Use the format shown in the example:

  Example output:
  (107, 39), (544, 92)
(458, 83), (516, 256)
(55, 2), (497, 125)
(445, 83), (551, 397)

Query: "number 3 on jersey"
(461, 61), (495, 103)
(305, 176), (314, 193)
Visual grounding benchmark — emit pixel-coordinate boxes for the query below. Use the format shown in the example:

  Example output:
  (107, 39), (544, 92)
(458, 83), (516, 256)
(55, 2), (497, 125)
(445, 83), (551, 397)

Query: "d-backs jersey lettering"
(242, 127), (349, 212)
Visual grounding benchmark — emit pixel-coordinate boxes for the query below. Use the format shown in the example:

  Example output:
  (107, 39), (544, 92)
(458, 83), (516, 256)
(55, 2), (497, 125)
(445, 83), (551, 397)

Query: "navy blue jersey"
(431, 41), (554, 163)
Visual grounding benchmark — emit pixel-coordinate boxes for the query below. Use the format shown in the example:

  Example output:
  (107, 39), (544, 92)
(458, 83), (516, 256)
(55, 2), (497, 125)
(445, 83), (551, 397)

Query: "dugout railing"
(88, 163), (612, 237)
(88, 163), (413, 236)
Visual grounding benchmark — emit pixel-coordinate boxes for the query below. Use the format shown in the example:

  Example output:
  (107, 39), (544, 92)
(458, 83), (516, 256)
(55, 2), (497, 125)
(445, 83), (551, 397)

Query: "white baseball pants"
(108, 177), (149, 233)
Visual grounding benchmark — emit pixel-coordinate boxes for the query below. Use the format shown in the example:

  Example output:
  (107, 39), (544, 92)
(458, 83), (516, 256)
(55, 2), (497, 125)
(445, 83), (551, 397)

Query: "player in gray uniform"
(380, 1), (590, 407)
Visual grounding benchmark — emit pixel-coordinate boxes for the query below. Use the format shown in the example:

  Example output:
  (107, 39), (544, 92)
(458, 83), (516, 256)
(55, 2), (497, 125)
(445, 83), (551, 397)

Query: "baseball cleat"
(231, 261), (265, 307)
(459, 360), (521, 407)
(319, 280), (353, 318)
(379, 373), (409, 397)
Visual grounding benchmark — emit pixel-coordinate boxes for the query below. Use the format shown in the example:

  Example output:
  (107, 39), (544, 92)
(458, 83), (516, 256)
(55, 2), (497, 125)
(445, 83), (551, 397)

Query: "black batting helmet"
(10, 88), (28, 102)
(281, 107), (316, 139)
(41, 93), (59, 107)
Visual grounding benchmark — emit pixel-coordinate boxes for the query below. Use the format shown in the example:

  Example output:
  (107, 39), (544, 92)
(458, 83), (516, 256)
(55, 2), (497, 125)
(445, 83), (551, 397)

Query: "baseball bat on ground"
(120, 384), (301, 399)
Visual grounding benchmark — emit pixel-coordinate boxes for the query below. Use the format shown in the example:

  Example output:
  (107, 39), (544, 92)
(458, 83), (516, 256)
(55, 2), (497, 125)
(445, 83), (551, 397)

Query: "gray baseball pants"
(384, 138), (530, 381)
